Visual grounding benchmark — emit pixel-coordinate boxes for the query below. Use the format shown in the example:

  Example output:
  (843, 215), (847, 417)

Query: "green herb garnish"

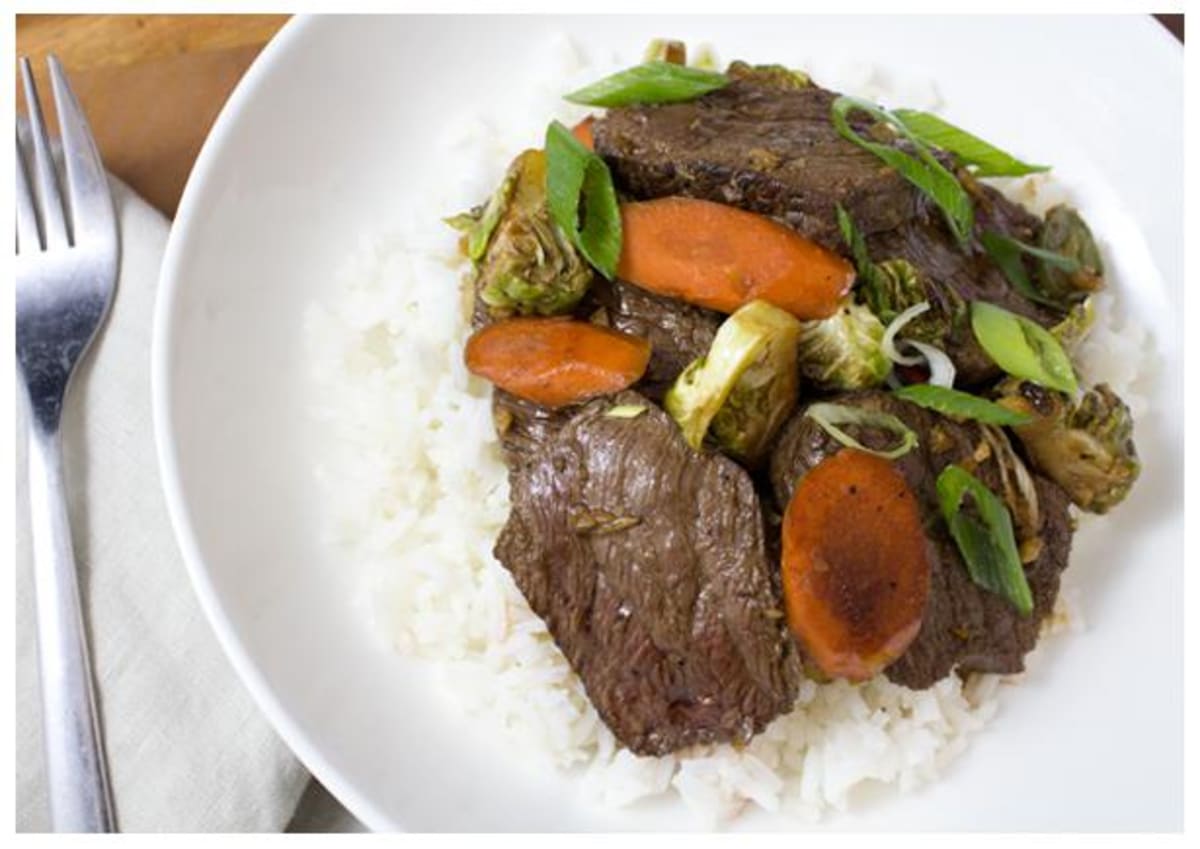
(936, 465), (1033, 616)
(893, 384), (1032, 426)
(836, 204), (881, 290)
(831, 96), (974, 249)
(564, 61), (729, 107)
(980, 232), (1079, 309)
(544, 121), (622, 279)
(891, 110), (1049, 178)
(805, 402), (919, 460)
(970, 301), (1078, 395)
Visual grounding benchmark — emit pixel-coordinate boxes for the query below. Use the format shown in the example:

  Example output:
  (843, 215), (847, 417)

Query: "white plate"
(153, 15), (1183, 831)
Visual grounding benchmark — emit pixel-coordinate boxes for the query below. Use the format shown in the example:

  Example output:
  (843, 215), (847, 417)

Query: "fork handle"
(27, 423), (117, 832)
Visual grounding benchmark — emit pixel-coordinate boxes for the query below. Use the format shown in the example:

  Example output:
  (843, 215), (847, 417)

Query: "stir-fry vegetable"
(465, 317), (651, 408)
(455, 149), (594, 317)
(970, 301), (1078, 394)
(781, 448), (932, 681)
(1050, 297), (1096, 352)
(831, 96), (974, 249)
(726, 60), (810, 89)
(890, 109), (1049, 178)
(893, 384), (1032, 426)
(618, 197), (855, 319)
(545, 121), (622, 279)
(837, 206), (962, 345)
(1037, 205), (1105, 304)
(665, 300), (801, 460)
(564, 61), (730, 107)
(936, 465), (1033, 616)
(796, 299), (890, 389)
(805, 402), (919, 460)
(570, 116), (596, 150)
(642, 38), (687, 65)
(994, 379), (1139, 513)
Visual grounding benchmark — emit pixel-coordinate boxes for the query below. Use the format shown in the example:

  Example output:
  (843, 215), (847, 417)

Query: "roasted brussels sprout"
(995, 379), (1139, 513)
(453, 149), (593, 318)
(666, 299), (801, 464)
(1049, 296), (1096, 352)
(795, 298), (890, 390)
(1037, 205), (1104, 305)
(859, 258), (963, 348)
(726, 60), (810, 89)
(643, 38), (687, 65)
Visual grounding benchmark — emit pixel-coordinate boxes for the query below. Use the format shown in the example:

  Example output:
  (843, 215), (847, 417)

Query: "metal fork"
(15, 55), (118, 833)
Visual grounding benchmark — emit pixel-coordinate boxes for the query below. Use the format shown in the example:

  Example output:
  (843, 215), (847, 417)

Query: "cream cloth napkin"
(15, 179), (319, 832)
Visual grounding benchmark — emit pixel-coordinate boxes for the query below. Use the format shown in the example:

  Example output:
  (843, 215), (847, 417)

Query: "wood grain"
(16, 15), (290, 217)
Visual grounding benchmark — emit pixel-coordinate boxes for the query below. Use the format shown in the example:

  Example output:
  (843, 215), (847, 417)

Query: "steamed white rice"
(304, 35), (1149, 825)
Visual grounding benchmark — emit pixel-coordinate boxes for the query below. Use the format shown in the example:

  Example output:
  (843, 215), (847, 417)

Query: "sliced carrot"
(616, 197), (855, 320)
(781, 448), (932, 681)
(571, 116), (596, 150)
(465, 317), (651, 408)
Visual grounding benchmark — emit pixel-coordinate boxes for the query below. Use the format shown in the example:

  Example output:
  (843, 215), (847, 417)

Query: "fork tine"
(19, 57), (69, 248)
(16, 129), (42, 252)
(47, 55), (113, 246)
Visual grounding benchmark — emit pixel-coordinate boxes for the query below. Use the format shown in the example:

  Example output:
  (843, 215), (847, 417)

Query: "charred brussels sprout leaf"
(1038, 205), (1104, 305)
(837, 206), (961, 343)
(469, 149), (594, 318)
(796, 299), (890, 390)
(995, 380), (1140, 513)
(726, 60), (810, 89)
(666, 300), (801, 463)
(1050, 297), (1096, 352)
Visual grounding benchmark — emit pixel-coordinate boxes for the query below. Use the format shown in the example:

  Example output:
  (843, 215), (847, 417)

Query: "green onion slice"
(603, 404), (647, 419)
(805, 402), (918, 460)
(892, 109), (1049, 178)
(836, 204), (881, 290)
(831, 96), (974, 249)
(893, 384), (1032, 426)
(936, 464), (1033, 616)
(980, 232), (1079, 309)
(544, 121), (622, 279)
(564, 61), (729, 108)
(970, 301), (1078, 395)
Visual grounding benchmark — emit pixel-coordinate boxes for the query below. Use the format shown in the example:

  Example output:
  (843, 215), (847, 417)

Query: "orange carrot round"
(571, 116), (596, 150)
(616, 197), (855, 319)
(465, 317), (651, 408)
(781, 448), (932, 681)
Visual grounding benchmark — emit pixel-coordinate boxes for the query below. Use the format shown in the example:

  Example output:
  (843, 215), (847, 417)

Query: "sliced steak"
(591, 278), (721, 402)
(491, 389), (575, 473)
(495, 391), (801, 755)
(769, 390), (1071, 689)
(594, 80), (919, 251)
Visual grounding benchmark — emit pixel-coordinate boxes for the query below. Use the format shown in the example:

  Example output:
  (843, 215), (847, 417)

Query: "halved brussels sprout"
(859, 258), (962, 349)
(1049, 296), (1096, 352)
(726, 60), (810, 89)
(795, 298), (890, 390)
(666, 299), (801, 464)
(1037, 205), (1104, 305)
(452, 149), (593, 318)
(995, 379), (1139, 513)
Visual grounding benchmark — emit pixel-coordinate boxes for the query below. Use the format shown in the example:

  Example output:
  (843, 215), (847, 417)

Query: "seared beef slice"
(494, 392), (800, 755)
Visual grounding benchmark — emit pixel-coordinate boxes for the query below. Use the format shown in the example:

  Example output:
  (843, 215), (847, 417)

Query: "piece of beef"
(769, 390), (1072, 689)
(591, 278), (721, 402)
(490, 389), (575, 474)
(495, 391), (801, 755)
(594, 80), (919, 252)
(595, 78), (1066, 387)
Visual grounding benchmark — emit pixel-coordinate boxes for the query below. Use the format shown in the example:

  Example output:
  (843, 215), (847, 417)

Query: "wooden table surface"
(16, 14), (290, 218)
(16, 13), (1182, 222)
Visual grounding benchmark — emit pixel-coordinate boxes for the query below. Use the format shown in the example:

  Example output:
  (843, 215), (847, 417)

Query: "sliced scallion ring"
(805, 402), (919, 460)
